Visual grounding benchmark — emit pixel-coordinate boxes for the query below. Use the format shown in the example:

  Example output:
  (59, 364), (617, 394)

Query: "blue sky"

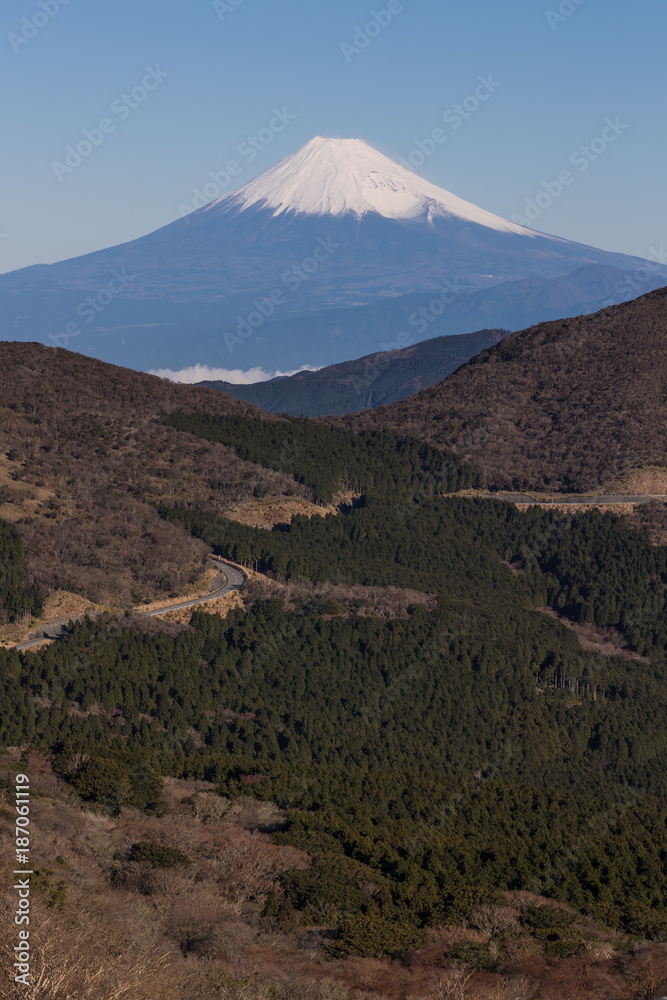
(2, 0), (666, 273)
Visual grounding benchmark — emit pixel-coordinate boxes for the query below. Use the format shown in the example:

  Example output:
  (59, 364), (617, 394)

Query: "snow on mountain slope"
(0, 136), (665, 375)
(209, 136), (537, 235)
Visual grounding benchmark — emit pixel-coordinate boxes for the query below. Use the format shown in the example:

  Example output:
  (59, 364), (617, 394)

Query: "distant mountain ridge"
(183, 262), (663, 372)
(1, 136), (665, 373)
(198, 328), (508, 416)
(344, 287), (667, 493)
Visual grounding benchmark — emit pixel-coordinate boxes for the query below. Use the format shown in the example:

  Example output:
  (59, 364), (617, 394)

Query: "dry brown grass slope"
(0, 343), (311, 610)
(1, 753), (666, 1000)
(343, 287), (667, 493)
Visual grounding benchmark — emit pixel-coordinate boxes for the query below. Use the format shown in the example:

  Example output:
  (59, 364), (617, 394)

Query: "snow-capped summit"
(210, 136), (532, 235)
(1, 134), (665, 376)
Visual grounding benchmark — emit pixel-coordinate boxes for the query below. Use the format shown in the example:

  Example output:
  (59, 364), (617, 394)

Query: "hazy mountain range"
(197, 327), (508, 416)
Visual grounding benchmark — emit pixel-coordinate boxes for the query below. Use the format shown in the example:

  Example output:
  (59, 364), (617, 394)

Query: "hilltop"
(345, 287), (667, 492)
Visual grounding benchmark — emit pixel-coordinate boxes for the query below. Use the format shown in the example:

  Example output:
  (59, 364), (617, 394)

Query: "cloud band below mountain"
(149, 363), (318, 384)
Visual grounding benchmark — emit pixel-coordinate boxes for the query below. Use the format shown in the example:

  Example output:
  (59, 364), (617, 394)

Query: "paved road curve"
(137, 560), (246, 619)
(9, 494), (667, 651)
(480, 494), (667, 505)
(12, 558), (246, 652)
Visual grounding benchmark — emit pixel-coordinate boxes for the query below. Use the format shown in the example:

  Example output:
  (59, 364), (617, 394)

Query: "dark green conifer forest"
(2, 411), (667, 953)
(0, 519), (42, 623)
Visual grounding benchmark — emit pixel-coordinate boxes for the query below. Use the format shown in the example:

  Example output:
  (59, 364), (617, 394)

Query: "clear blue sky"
(2, 0), (666, 273)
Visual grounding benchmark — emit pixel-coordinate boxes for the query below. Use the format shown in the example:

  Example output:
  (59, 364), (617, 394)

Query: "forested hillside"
(161, 497), (667, 659)
(162, 411), (480, 503)
(344, 287), (667, 492)
(3, 345), (667, 996)
(2, 504), (667, 951)
(0, 519), (41, 623)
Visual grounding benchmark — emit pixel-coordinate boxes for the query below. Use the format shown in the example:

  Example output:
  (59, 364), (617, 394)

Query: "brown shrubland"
(0, 342), (311, 609)
(1, 755), (667, 1000)
(345, 287), (667, 493)
(241, 575), (437, 619)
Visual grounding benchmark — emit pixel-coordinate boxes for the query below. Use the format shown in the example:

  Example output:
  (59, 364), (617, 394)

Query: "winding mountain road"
(12, 557), (246, 653)
(137, 560), (246, 619)
(8, 493), (666, 653)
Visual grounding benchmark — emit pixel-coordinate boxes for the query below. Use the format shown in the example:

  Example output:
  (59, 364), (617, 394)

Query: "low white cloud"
(149, 363), (319, 385)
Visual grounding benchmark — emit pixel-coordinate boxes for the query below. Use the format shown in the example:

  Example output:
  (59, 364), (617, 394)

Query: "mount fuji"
(2, 136), (665, 374)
